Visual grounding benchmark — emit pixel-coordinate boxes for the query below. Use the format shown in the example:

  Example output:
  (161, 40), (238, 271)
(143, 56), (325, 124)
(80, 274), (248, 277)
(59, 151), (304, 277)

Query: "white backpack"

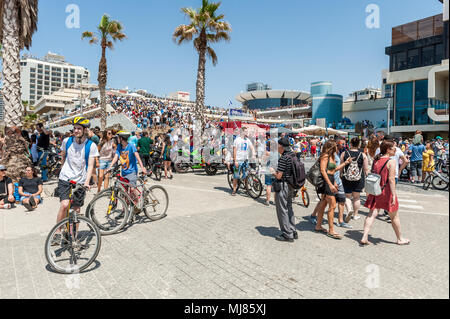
(343, 151), (363, 181)
(366, 159), (391, 196)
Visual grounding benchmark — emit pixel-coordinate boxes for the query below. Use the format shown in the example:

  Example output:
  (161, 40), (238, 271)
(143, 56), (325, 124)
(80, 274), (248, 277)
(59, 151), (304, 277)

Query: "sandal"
(314, 228), (328, 234)
(327, 233), (343, 240)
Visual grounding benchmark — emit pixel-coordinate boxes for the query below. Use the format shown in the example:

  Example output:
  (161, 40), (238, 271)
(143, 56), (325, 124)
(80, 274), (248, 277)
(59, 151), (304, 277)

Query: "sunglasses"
(0, 169), (7, 172)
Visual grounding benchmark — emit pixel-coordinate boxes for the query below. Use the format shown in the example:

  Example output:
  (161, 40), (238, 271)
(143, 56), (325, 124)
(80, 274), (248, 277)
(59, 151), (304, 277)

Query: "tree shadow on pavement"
(255, 226), (280, 239)
(344, 230), (396, 246)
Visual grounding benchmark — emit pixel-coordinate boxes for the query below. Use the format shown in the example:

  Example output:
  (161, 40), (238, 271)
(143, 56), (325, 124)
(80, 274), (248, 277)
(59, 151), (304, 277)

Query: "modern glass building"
(383, 0), (449, 138)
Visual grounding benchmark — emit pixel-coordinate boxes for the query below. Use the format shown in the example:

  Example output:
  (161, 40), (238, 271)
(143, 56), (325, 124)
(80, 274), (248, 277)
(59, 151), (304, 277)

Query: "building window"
(414, 80), (430, 125)
(435, 43), (444, 64)
(422, 45), (435, 66)
(395, 82), (413, 126)
(394, 51), (407, 71)
(407, 49), (419, 69)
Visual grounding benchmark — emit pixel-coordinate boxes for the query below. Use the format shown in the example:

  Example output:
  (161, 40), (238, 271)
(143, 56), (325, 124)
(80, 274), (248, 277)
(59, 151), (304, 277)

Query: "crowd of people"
(0, 110), (448, 249)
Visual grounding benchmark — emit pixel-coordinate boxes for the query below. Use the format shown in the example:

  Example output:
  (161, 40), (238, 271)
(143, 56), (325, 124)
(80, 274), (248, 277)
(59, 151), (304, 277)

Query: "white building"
(20, 52), (90, 107)
(168, 91), (190, 101)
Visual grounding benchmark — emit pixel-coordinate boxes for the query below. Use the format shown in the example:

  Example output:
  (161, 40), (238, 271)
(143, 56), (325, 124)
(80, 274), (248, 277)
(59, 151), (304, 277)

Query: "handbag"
(273, 179), (282, 193)
(307, 160), (324, 188)
(365, 159), (391, 196)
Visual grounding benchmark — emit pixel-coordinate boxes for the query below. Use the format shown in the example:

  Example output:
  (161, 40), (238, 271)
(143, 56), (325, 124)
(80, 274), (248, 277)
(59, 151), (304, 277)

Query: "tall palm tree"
(82, 15), (126, 130)
(173, 0), (231, 129)
(0, 0), (38, 181)
(0, 0), (38, 127)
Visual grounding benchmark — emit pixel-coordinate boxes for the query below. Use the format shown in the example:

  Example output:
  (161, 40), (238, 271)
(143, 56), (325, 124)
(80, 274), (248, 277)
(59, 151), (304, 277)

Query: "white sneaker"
(353, 215), (361, 221)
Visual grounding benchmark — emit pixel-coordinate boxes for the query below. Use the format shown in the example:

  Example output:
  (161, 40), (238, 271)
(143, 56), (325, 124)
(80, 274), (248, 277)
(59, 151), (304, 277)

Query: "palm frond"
(206, 46), (218, 66)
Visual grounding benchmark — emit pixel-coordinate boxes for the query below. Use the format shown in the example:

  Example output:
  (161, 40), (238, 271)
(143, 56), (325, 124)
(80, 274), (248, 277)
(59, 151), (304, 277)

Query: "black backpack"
(286, 153), (306, 189)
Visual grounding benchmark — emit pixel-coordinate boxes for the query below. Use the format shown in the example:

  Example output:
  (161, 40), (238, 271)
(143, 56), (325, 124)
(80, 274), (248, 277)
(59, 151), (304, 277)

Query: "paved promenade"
(0, 168), (448, 299)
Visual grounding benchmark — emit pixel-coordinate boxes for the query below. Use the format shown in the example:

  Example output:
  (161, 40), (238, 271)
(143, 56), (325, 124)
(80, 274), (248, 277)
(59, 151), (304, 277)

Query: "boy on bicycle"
(53, 117), (99, 245)
(108, 131), (148, 188)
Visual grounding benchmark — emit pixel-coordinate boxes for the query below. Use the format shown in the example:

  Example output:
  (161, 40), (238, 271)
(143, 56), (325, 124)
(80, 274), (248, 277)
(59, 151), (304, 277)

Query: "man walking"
(272, 137), (298, 242)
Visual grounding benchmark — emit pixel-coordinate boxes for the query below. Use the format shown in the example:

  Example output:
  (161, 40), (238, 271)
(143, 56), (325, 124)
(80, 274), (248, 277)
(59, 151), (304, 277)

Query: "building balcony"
(428, 98), (449, 122)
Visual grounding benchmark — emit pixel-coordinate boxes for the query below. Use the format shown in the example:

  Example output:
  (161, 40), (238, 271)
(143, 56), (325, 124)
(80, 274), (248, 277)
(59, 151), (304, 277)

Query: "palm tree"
(173, 0), (231, 129)
(0, 0), (38, 127)
(82, 15), (126, 130)
(0, 0), (38, 181)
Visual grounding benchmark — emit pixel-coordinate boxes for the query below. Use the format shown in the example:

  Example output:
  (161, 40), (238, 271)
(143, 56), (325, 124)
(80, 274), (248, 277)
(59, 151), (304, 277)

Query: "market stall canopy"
(295, 125), (348, 136)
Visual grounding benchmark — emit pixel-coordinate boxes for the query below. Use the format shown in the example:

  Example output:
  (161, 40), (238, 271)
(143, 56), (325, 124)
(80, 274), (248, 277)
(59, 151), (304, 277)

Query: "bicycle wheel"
(432, 176), (448, 190)
(302, 189), (310, 208)
(87, 191), (129, 235)
(227, 170), (241, 192)
(153, 166), (162, 181)
(423, 175), (431, 190)
(144, 185), (169, 221)
(45, 216), (101, 274)
(246, 174), (263, 199)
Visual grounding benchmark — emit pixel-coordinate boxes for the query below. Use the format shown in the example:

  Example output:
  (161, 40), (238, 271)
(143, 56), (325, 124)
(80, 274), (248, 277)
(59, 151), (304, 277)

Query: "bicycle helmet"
(73, 117), (90, 129)
(117, 131), (131, 139)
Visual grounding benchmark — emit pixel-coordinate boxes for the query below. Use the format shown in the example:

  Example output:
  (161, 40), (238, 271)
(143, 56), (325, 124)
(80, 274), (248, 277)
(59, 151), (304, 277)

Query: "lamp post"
(79, 75), (88, 115)
(387, 98), (391, 135)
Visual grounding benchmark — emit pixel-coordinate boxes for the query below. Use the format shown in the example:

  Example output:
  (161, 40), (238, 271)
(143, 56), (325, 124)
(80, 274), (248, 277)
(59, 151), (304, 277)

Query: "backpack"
(286, 153), (306, 190)
(366, 159), (391, 196)
(65, 137), (94, 169)
(343, 151), (363, 182)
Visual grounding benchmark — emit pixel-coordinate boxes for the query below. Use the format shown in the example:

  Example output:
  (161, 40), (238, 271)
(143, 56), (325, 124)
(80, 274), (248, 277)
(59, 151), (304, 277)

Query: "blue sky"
(22, 0), (443, 108)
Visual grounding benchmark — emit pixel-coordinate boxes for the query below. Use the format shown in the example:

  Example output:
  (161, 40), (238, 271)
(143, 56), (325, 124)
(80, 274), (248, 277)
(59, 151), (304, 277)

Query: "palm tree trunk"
(98, 43), (108, 130)
(195, 35), (207, 131)
(1, 0), (22, 127)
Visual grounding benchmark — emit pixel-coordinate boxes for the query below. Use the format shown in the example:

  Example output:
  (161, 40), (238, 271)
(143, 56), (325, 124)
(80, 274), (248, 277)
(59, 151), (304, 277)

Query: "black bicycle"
(45, 182), (101, 274)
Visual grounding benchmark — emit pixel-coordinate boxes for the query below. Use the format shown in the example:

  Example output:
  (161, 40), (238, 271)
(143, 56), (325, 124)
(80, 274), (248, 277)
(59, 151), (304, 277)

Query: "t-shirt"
(0, 177), (12, 196)
(116, 143), (138, 176)
(137, 137), (153, 156)
(410, 144), (426, 162)
(19, 177), (43, 194)
(37, 132), (50, 150)
(59, 137), (100, 184)
(277, 150), (294, 179)
(233, 137), (253, 162)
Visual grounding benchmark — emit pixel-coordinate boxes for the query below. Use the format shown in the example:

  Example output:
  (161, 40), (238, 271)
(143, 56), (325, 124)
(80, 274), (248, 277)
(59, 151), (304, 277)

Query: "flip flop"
(359, 241), (370, 246)
(398, 240), (411, 246)
(314, 228), (328, 234)
(327, 233), (342, 240)
(29, 196), (36, 208)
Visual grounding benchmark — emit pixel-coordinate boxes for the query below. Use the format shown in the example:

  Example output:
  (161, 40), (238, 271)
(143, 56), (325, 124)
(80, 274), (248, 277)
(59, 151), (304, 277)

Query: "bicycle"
(423, 159), (449, 191)
(86, 166), (169, 235)
(227, 160), (263, 199)
(45, 181), (101, 274)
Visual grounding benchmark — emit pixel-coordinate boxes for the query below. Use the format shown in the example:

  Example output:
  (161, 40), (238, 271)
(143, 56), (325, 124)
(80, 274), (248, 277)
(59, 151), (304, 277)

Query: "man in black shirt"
(36, 123), (50, 182)
(0, 165), (15, 209)
(272, 137), (297, 242)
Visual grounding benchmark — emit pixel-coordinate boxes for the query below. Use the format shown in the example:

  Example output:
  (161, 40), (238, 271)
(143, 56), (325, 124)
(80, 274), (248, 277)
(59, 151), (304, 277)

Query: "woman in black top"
(19, 166), (43, 211)
(340, 138), (370, 222)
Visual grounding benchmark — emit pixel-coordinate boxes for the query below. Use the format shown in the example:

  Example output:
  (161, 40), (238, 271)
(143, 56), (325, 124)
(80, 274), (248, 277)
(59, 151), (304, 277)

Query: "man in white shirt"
(53, 117), (99, 245)
(232, 127), (255, 196)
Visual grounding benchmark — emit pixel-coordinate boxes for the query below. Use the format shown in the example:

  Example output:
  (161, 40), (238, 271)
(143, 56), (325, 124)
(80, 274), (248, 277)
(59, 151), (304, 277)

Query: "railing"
(392, 14), (443, 46)
(429, 98), (449, 115)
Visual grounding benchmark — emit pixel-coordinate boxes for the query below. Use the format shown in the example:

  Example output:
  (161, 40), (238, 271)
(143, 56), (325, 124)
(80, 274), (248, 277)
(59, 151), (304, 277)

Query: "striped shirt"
(277, 150), (295, 179)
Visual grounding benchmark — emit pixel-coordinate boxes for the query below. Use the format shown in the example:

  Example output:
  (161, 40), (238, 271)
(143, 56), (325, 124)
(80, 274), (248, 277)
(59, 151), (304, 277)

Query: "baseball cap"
(0, 165), (6, 171)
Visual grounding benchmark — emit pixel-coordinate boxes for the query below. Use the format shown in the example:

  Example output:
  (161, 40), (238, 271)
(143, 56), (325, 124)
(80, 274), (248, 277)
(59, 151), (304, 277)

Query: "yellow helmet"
(73, 117), (90, 129)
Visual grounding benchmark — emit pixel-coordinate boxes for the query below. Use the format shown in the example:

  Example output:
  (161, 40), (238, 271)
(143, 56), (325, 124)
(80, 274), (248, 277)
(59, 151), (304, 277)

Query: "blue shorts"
(265, 174), (275, 186)
(233, 162), (248, 180)
(20, 193), (42, 204)
(99, 160), (112, 170)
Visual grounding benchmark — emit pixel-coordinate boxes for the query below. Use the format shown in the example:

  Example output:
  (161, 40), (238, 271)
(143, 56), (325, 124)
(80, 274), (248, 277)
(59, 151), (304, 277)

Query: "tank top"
(99, 139), (115, 161)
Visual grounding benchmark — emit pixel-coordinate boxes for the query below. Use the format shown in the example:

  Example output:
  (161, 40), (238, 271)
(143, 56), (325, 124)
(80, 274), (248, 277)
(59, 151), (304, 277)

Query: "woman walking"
(161, 135), (173, 179)
(342, 138), (370, 222)
(315, 140), (350, 239)
(98, 130), (117, 193)
(361, 141), (410, 246)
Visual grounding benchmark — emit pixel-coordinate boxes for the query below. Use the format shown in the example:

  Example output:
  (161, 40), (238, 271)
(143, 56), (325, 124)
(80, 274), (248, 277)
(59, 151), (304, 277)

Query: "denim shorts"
(233, 162), (248, 180)
(20, 193), (42, 204)
(123, 172), (138, 187)
(265, 174), (275, 186)
(99, 160), (112, 170)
